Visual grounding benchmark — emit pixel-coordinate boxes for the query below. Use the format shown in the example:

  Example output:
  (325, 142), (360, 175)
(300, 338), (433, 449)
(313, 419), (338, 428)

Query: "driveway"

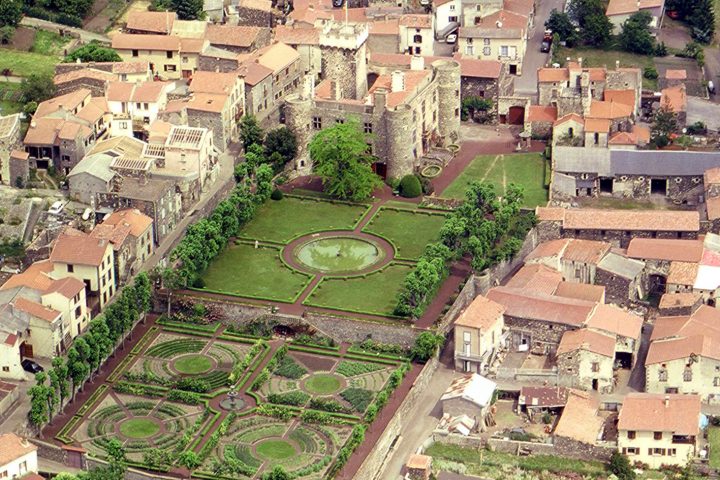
(687, 96), (720, 130)
(515, 0), (567, 95)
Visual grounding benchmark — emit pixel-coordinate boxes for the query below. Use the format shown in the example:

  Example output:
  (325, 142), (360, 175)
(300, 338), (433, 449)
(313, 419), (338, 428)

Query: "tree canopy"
(619, 11), (655, 54)
(567, 0), (613, 46)
(20, 74), (56, 105)
(264, 126), (297, 165)
(545, 9), (577, 44)
(688, 0), (715, 43)
(150, 0), (205, 20)
(309, 119), (381, 201)
(239, 115), (264, 150)
(0, 0), (22, 28)
(64, 42), (122, 63)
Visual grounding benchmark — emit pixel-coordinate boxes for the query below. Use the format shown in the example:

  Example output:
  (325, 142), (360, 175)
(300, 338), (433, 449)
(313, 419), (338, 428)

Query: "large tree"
(619, 11), (655, 54)
(64, 42), (122, 63)
(239, 115), (264, 151)
(688, 0), (715, 43)
(545, 9), (577, 44)
(264, 126), (297, 166)
(20, 74), (55, 105)
(567, 0), (613, 46)
(309, 119), (381, 201)
(0, 0), (22, 28)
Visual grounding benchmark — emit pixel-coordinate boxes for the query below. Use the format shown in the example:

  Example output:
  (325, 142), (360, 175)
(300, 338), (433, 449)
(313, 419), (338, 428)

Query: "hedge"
(131, 326), (159, 354)
(76, 384), (109, 417)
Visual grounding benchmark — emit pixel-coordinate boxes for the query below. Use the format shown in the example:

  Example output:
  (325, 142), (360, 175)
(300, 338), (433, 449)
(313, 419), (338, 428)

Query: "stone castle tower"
(319, 21), (369, 100)
(433, 59), (461, 146)
(284, 77), (315, 174)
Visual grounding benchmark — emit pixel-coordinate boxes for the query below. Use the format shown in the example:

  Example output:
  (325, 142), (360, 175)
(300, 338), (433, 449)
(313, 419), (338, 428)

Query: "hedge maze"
(55, 321), (410, 479)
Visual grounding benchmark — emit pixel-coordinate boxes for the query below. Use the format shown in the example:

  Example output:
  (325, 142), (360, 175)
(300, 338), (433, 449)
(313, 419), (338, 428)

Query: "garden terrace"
(50, 319), (412, 479)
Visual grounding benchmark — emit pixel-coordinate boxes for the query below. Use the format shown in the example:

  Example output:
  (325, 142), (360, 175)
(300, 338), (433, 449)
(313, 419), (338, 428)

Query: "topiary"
(399, 174), (422, 198)
(270, 188), (283, 200)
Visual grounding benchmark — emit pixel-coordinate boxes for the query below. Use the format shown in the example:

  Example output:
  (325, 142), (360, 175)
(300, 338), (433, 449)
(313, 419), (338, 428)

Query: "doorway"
(651, 178), (667, 196)
(592, 379), (599, 391)
(509, 64), (518, 75)
(599, 178), (613, 194)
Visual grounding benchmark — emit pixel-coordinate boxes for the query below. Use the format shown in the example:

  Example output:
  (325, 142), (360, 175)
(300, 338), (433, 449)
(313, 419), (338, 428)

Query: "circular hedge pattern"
(172, 354), (213, 375)
(255, 438), (297, 460)
(303, 373), (343, 395)
(119, 418), (161, 439)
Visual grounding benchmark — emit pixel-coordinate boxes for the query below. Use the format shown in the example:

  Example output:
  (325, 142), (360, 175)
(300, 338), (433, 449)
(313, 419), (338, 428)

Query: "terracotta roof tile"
(606, 0), (664, 16)
(486, 286), (595, 327)
(562, 209), (700, 232)
(0, 434), (37, 465)
(50, 228), (110, 267)
(505, 264), (563, 294)
(661, 85), (687, 113)
(585, 304), (643, 340)
(406, 454), (432, 470)
(106, 81), (134, 102)
(707, 197), (720, 220)
(519, 386), (568, 407)
(667, 261), (699, 286)
(399, 14), (432, 28)
(112, 33), (181, 51)
(603, 89), (635, 108)
(535, 207), (565, 221)
(618, 393), (700, 435)
(190, 71), (240, 95)
(54, 68), (115, 85)
(207, 24), (263, 47)
(35, 89), (91, 118)
(554, 390), (603, 444)
(368, 70), (432, 108)
(538, 67), (569, 82)
(454, 56), (502, 79)
(454, 295), (504, 330)
(665, 69), (687, 80)
(255, 42), (299, 72)
(126, 11), (175, 33)
(101, 208), (153, 237)
(14, 297), (60, 323)
(704, 167), (720, 185)
(557, 328), (615, 357)
(659, 292), (701, 309)
(369, 18), (400, 35)
(588, 100), (633, 119)
(554, 113), (584, 127)
(626, 238), (704, 262)
(584, 118), (610, 133)
(237, 61), (273, 86)
(526, 238), (610, 265)
(526, 105), (557, 122)
(274, 25), (320, 45)
(554, 281), (605, 303)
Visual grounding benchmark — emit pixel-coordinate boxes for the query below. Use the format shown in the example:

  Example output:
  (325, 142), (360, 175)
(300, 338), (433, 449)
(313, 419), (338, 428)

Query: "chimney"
(30, 120), (36, 128)
(496, 20), (502, 28)
(578, 57), (583, 68)
(391, 70), (405, 93)
(664, 395), (670, 407)
(329, 80), (341, 100)
(410, 55), (424, 71)
(373, 87), (387, 109)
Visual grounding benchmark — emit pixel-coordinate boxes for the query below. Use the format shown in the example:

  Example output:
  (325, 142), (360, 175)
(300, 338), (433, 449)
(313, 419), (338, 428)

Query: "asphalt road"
(514, 0), (567, 95)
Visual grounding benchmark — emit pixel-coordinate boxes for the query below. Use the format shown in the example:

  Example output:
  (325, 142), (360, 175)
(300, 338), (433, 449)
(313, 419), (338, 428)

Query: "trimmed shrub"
(267, 391), (310, 406)
(399, 175), (422, 198)
(274, 356), (307, 379)
(270, 188), (284, 200)
(339, 387), (374, 413)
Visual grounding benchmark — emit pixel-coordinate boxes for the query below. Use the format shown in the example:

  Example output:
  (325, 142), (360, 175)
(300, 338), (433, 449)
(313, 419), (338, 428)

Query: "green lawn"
(31, 30), (68, 56)
(119, 418), (161, 439)
(709, 427), (720, 468)
(554, 46), (657, 90)
(0, 82), (23, 116)
(0, 48), (61, 78)
(425, 443), (607, 479)
(362, 208), (446, 260)
(305, 264), (413, 316)
(199, 243), (311, 302)
(303, 374), (342, 394)
(239, 196), (369, 244)
(441, 153), (548, 207)
(255, 439), (296, 460)
(173, 354), (212, 375)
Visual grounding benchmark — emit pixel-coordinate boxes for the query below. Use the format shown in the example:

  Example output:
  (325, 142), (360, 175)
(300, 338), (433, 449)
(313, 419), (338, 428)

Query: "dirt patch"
(7, 27), (36, 51)
(291, 352), (337, 372)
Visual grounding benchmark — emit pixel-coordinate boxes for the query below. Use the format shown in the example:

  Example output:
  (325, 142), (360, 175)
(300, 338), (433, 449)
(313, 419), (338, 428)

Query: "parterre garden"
(54, 318), (410, 479)
(195, 194), (447, 318)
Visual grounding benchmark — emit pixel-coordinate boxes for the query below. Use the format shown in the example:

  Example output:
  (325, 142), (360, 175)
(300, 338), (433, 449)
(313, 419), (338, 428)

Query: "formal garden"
(52, 318), (411, 479)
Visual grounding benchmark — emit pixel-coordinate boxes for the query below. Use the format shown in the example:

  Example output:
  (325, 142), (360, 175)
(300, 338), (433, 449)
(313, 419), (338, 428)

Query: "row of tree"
(28, 273), (152, 434)
(395, 182), (529, 317)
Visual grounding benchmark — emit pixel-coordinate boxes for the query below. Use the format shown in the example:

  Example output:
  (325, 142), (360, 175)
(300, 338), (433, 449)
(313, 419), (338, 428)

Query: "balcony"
(455, 350), (491, 363)
(672, 435), (695, 445)
(498, 54), (520, 62)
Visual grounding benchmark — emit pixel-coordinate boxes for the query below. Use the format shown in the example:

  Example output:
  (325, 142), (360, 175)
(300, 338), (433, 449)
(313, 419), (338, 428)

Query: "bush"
(167, 390), (202, 405)
(192, 277), (205, 288)
(643, 67), (658, 80)
(339, 387), (374, 413)
(270, 188), (283, 200)
(267, 391), (310, 406)
(411, 332), (444, 362)
(274, 356), (307, 379)
(687, 121), (707, 135)
(399, 175), (422, 198)
(175, 378), (210, 393)
(542, 412), (552, 424)
(609, 451), (636, 480)
(308, 397), (351, 413)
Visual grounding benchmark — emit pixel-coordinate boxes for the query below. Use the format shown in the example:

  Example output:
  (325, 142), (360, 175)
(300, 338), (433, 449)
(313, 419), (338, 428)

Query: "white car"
(445, 33), (457, 44)
(48, 201), (64, 216)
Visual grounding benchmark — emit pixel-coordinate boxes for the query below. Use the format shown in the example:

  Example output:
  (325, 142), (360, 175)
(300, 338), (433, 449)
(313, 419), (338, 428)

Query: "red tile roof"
(557, 328), (615, 357)
(454, 295), (505, 330)
(486, 286), (595, 327)
(50, 228), (111, 267)
(618, 393), (700, 435)
(526, 105), (557, 123)
(626, 238), (704, 263)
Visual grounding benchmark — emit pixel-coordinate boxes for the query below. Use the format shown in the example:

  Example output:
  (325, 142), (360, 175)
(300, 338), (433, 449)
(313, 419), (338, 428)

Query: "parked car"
(332, 0), (344, 7)
(709, 80), (716, 95)
(445, 32), (457, 44)
(420, 0), (431, 5)
(48, 201), (64, 216)
(667, 10), (679, 19)
(21, 359), (43, 374)
(540, 40), (551, 52)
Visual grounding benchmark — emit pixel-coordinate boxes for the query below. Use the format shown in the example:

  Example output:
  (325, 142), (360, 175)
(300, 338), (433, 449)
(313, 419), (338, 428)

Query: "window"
(683, 368), (693, 382)
(166, 51), (173, 59)
(1, 367), (7, 372)
(182, 56), (189, 63)
(659, 369), (668, 381)
(136, 102), (142, 109)
(500, 45), (509, 56)
(449, 15), (458, 22)
(591, 362), (600, 372)
(132, 49), (139, 57)
(483, 47), (491, 56)
(143, 103), (149, 109)
(335, 118), (345, 124)
(484, 38), (490, 45)
(654, 432), (662, 440)
(449, 3), (455, 9)
(714, 377), (720, 387)
(463, 331), (471, 342)
(627, 431), (636, 439)
(626, 447), (638, 455)
(467, 38), (473, 44)
(67, 264), (74, 273)
(455, 108), (459, 117)
(465, 46), (474, 55)
(414, 34), (422, 43)
(364, 122), (373, 134)
(594, 132), (599, 145)
(75, 306), (82, 318)
(651, 448), (665, 456)
(164, 64), (176, 72)
(669, 448), (677, 456)
(312, 117), (321, 129)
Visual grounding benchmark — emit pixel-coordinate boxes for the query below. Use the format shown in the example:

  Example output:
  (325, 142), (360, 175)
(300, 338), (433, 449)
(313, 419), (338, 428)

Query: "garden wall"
(86, 458), (177, 480)
(353, 355), (440, 480)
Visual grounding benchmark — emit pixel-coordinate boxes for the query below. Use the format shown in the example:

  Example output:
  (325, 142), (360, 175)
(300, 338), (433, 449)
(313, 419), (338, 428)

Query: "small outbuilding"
(440, 373), (497, 430)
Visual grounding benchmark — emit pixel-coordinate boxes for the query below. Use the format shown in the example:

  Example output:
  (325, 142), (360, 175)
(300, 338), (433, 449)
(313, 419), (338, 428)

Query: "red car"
(667, 10), (679, 19)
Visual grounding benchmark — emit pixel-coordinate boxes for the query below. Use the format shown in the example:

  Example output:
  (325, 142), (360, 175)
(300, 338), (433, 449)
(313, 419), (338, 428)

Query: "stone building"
(275, 25), (322, 79)
(535, 207), (700, 248)
(125, 11), (175, 34)
(225, 0), (275, 27)
(524, 238), (611, 284)
(285, 55), (461, 178)
(556, 328), (616, 392)
(457, 9), (528, 75)
(595, 251), (646, 305)
(319, 22), (369, 100)
(0, 114), (22, 186)
(111, 34), (206, 80)
(658, 292), (703, 317)
(205, 24), (271, 53)
(440, 373), (497, 428)
(90, 209), (154, 283)
(453, 294), (505, 373)
(53, 62), (152, 97)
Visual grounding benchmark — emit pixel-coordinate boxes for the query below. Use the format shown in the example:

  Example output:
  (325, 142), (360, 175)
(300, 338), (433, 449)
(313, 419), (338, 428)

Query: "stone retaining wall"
(487, 437), (555, 455)
(32, 439), (68, 465)
(353, 355), (440, 479)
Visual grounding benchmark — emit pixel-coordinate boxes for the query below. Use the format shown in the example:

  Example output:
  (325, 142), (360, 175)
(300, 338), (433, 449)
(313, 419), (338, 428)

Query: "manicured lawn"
(119, 418), (161, 439)
(173, 354), (213, 374)
(709, 427), (720, 468)
(554, 46), (657, 90)
(441, 153), (548, 207)
(362, 208), (446, 260)
(255, 439), (296, 460)
(31, 30), (68, 55)
(0, 48), (61, 77)
(425, 443), (606, 479)
(304, 374), (342, 394)
(305, 263), (414, 316)
(239, 196), (369, 244)
(199, 243), (311, 302)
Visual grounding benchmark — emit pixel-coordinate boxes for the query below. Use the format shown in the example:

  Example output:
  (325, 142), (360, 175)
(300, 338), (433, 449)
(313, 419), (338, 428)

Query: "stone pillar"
(433, 60), (461, 146)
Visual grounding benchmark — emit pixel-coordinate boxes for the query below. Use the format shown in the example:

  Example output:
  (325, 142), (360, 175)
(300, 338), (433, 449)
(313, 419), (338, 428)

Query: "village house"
(0, 433), (39, 478)
(457, 9), (528, 75)
(111, 33), (206, 80)
(660, 84), (687, 126)
(398, 14), (435, 56)
(658, 292), (704, 316)
(90, 209), (154, 283)
(617, 393), (700, 468)
(125, 10), (175, 34)
(524, 238), (611, 284)
(23, 89), (112, 174)
(274, 25), (322, 79)
(595, 251), (646, 305)
(0, 330), (24, 380)
(605, 0), (665, 31)
(440, 373), (497, 431)
(205, 24), (271, 53)
(53, 62), (153, 97)
(645, 306), (720, 402)
(535, 207), (700, 248)
(106, 81), (176, 139)
(49, 228), (116, 312)
(553, 389), (605, 452)
(556, 328), (616, 392)
(453, 294), (505, 373)
(705, 167), (720, 228)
